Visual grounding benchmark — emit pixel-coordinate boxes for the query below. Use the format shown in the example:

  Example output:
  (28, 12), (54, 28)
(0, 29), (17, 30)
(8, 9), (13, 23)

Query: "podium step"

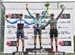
(12, 51), (65, 55)
(26, 48), (51, 52)
(12, 52), (27, 55)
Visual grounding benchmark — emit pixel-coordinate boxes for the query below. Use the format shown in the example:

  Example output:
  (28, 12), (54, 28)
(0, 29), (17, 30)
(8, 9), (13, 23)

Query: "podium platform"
(12, 48), (65, 55)
(26, 48), (51, 52)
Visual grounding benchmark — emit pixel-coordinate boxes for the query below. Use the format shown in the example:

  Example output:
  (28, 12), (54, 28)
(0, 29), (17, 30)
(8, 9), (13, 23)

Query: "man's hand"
(41, 25), (45, 30)
(26, 7), (28, 10)
(5, 15), (8, 21)
(60, 4), (65, 10)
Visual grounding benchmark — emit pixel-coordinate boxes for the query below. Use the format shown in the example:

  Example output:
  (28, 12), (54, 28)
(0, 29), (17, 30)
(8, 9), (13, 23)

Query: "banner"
(4, 10), (74, 53)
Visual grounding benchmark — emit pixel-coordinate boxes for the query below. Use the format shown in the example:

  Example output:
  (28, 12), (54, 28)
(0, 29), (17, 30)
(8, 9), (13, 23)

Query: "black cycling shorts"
(50, 29), (58, 38)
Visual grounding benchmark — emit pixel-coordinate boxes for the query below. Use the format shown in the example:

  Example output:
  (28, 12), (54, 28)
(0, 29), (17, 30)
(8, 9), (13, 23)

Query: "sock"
(16, 47), (18, 52)
(51, 46), (53, 49)
(56, 46), (58, 49)
(56, 46), (58, 52)
(22, 47), (24, 51)
(40, 43), (41, 47)
(34, 43), (36, 48)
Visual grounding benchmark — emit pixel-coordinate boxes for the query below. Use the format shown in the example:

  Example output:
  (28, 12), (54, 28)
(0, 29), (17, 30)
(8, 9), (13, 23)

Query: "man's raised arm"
(56, 4), (65, 20)
(56, 9), (64, 20)
(26, 4), (35, 19)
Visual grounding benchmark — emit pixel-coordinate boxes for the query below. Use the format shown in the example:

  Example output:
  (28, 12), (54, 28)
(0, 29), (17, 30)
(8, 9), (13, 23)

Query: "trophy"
(26, 3), (28, 10)
(45, 2), (50, 9)
(60, 4), (65, 10)
(45, 2), (50, 15)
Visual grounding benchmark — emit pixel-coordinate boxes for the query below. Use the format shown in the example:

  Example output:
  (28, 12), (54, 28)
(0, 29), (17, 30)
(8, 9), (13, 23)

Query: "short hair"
(36, 13), (40, 16)
(19, 14), (23, 16)
(5, 15), (8, 18)
(50, 14), (54, 16)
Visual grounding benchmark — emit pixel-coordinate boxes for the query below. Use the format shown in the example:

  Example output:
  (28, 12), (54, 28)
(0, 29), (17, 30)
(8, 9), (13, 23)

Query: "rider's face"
(19, 16), (23, 19)
(51, 16), (54, 19)
(36, 14), (40, 19)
